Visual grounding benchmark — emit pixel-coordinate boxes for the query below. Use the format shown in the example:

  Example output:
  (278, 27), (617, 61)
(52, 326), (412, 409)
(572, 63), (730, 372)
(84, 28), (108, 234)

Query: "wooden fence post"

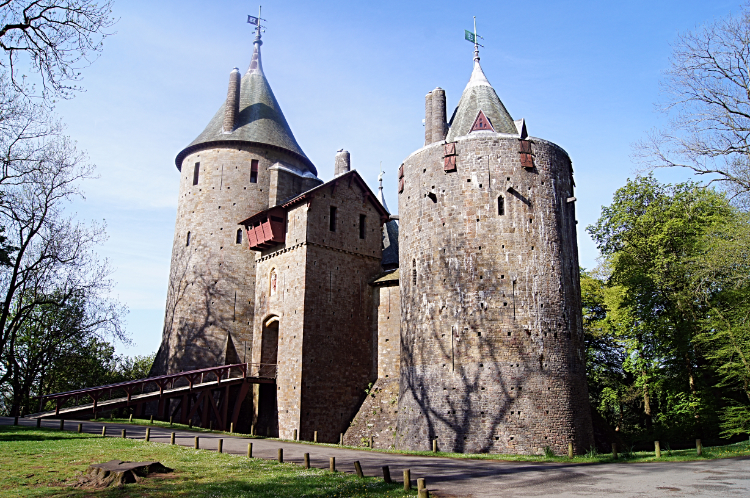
(247, 443), (253, 458)
(329, 457), (336, 472)
(655, 441), (661, 458)
(696, 439), (702, 456)
(314, 430), (318, 443)
(303, 453), (310, 469)
(77, 423), (82, 433)
(171, 432), (175, 445)
(218, 439), (223, 453)
(612, 443), (618, 459)
(145, 427), (151, 441)
(194, 436), (199, 449)
(121, 429), (126, 438)
(101, 426), (106, 437)
(403, 469), (411, 490)
(568, 442), (573, 458)
(382, 466), (391, 483)
(277, 448), (283, 463)
(354, 461), (364, 478)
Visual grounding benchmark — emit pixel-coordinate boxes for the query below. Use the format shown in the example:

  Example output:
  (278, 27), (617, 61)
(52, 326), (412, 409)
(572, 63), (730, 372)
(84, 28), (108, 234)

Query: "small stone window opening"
(186, 231), (191, 246)
(498, 196), (505, 215)
(193, 163), (200, 185)
(236, 228), (243, 244)
(329, 206), (337, 232)
(359, 214), (366, 239)
(250, 160), (259, 183)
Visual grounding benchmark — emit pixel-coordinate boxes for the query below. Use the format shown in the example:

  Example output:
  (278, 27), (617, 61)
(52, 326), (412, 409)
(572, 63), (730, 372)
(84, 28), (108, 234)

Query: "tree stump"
(85, 460), (172, 487)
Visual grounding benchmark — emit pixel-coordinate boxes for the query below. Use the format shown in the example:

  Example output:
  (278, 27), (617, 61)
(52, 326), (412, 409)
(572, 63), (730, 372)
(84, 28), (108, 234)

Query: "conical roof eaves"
(446, 60), (517, 141)
(176, 44), (315, 174)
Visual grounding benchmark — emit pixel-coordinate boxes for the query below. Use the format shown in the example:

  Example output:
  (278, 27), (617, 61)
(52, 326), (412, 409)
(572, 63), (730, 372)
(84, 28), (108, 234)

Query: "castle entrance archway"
(256, 315), (279, 436)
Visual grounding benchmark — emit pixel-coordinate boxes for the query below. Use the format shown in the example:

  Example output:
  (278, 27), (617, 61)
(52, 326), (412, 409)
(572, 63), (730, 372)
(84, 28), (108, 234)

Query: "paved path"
(3, 417), (749, 497)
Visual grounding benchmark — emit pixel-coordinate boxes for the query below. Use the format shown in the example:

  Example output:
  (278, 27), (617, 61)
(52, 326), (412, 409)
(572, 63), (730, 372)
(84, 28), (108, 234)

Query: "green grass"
(98, 417), (750, 464)
(0, 426), (410, 498)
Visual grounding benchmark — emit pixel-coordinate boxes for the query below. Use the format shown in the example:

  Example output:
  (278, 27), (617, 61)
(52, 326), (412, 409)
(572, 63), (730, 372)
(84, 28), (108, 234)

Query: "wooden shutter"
(398, 164), (404, 179)
(444, 142), (456, 156)
(444, 155), (457, 172)
(519, 140), (534, 169)
(398, 177), (405, 193)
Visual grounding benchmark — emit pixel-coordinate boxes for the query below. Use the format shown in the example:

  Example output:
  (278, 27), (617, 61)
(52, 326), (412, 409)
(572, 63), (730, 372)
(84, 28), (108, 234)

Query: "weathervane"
(378, 162), (384, 189)
(247, 6), (267, 41)
(464, 16), (484, 61)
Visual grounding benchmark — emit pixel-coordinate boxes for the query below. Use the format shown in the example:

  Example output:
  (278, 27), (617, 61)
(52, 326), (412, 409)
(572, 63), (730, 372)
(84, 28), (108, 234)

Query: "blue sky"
(54, 0), (741, 356)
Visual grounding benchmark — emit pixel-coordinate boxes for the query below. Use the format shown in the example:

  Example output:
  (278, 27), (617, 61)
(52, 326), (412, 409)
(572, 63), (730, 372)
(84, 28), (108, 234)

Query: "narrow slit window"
(193, 163), (200, 186)
(236, 228), (243, 244)
(250, 160), (259, 184)
(412, 268), (417, 285)
(329, 206), (337, 232)
(498, 196), (505, 216)
(186, 231), (191, 246)
(359, 214), (366, 239)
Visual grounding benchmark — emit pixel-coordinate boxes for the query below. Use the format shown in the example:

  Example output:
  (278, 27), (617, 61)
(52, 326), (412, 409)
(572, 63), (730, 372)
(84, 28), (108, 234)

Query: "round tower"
(153, 31), (319, 375)
(396, 54), (594, 455)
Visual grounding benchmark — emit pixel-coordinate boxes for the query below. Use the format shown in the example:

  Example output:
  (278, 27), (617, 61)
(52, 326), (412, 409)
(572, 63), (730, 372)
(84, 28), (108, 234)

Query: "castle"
(151, 26), (594, 455)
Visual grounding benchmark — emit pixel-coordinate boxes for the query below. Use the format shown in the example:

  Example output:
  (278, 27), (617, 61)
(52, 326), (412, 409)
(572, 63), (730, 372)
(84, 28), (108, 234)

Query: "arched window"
(498, 196), (505, 216)
(186, 231), (191, 246)
(236, 228), (243, 244)
(269, 268), (278, 296)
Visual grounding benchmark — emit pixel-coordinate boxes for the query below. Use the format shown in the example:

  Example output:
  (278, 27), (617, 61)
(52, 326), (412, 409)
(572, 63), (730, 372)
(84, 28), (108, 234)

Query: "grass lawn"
(0, 426), (410, 498)
(101, 417), (750, 464)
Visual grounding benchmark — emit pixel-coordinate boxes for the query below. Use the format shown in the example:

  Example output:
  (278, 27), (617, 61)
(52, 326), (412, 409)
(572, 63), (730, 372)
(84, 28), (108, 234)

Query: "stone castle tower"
(395, 49), (594, 454)
(151, 29), (321, 376)
(149, 24), (595, 455)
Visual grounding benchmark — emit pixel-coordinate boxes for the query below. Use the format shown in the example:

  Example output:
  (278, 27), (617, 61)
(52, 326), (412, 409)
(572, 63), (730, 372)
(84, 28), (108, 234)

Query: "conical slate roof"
(446, 60), (517, 141)
(175, 39), (316, 175)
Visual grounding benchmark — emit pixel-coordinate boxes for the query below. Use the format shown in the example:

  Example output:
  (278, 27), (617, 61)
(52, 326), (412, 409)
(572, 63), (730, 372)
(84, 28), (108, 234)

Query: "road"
(3, 417), (749, 497)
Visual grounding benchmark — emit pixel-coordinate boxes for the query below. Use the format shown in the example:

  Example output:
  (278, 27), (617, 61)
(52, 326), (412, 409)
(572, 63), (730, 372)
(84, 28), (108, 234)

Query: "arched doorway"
(256, 315), (279, 436)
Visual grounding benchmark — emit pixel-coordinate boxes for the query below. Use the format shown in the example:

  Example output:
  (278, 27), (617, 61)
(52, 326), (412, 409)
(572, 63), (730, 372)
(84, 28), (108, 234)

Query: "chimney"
(334, 149), (350, 176)
(424, 91), (433, 146)
(223, 68), (241, 133)
(431, 87), (447, 142)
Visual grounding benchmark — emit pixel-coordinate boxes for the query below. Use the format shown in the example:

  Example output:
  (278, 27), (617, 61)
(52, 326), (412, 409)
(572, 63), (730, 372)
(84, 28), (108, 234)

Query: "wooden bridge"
(31, 363), (276, 432)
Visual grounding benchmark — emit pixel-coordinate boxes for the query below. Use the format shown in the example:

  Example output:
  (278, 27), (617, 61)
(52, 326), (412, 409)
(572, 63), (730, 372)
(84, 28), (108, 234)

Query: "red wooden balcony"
(240, 207), (286, 251)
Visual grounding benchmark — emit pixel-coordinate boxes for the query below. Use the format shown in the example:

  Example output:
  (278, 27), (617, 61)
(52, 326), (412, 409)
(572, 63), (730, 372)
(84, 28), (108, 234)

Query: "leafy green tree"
(587, 176), (734, 440)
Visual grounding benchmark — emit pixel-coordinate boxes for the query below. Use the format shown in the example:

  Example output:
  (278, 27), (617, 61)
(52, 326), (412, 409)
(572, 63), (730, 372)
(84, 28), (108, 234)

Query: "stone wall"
(396, 133), (594, 455)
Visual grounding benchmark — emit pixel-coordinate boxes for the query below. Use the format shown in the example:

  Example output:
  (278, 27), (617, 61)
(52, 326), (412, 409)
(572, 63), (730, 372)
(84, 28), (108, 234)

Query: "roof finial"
(378, 162), (384, 190)
(464, 17), (484, 62)
(248, 6), (266, 45)
(473, 17), (484, 62)
(247, 7), (267, 74)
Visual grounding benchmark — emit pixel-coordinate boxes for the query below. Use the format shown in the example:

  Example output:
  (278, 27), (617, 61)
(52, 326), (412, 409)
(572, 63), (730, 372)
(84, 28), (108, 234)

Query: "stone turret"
(396, 52), (594, 455)
(152, 29), (321, 388)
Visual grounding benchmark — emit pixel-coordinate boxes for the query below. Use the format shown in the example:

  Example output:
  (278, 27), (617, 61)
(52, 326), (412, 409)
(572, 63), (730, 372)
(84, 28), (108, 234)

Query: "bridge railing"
(36, 362), (277, 416)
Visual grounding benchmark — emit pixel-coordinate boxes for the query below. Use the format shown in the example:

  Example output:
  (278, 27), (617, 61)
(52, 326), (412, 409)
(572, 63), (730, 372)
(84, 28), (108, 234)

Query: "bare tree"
(0, 0), (115, 99)
(0, 80), (126, 414)
(634, 6), (750, 208)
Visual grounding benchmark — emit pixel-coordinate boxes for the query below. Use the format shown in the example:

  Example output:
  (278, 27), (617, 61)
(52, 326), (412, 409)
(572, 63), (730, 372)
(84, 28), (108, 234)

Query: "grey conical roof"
(175, 40), (316, 174)
(446, 60), (516, 141)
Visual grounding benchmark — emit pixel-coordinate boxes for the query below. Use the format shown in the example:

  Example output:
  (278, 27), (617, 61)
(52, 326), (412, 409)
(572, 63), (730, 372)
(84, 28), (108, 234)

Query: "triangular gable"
(470, 110), (495, 132)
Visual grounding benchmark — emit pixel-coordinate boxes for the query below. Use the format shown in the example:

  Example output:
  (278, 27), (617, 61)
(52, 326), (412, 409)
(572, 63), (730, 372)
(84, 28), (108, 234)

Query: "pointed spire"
(446, 57), (517, 140)
(377, 164), (389, 213)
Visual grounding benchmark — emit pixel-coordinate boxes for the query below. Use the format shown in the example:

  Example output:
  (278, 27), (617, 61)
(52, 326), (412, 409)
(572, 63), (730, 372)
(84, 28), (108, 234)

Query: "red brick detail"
(444, 142), (456, 156)
(444, 155), (456, 172)
(470, 110), (495, 132)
